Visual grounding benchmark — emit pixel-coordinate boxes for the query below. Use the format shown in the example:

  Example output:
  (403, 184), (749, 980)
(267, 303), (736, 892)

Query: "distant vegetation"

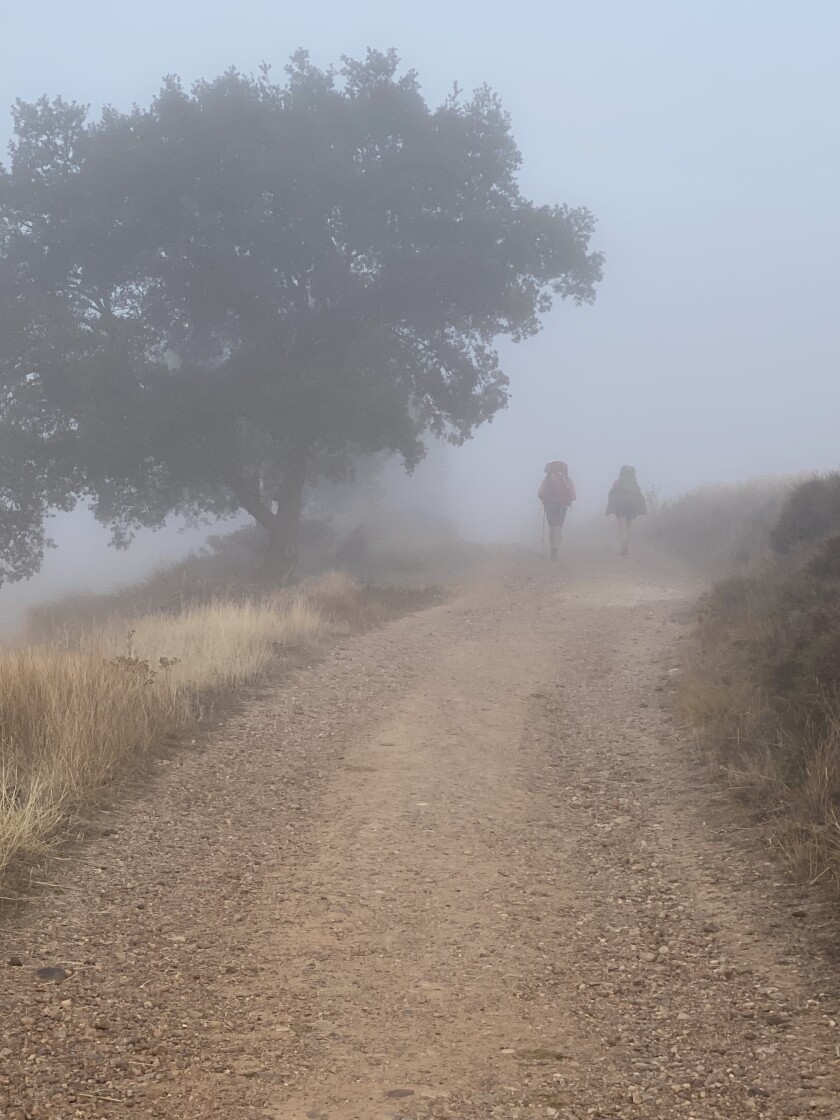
(24, 508), (477, 641)
(655, 474), (840, 897)
(648, 476), (792, 576)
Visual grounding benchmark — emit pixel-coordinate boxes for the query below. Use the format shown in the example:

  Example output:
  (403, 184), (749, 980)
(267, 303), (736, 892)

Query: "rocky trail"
(2, 548), (839, 1120)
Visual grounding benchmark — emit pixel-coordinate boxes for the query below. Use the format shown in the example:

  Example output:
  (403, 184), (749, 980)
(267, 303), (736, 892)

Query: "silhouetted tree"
(0, 50), (603, 582)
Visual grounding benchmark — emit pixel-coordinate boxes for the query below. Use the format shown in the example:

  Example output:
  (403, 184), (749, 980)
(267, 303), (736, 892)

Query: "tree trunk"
(260, 451), (308, 584)
(230, 446), (309, 585)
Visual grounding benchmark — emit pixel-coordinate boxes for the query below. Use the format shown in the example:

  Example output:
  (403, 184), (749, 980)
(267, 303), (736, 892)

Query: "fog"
(1, 0), (838, 625)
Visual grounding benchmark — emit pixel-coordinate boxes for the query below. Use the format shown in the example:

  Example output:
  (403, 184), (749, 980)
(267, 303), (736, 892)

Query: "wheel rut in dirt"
(1, 550), (839, 1119)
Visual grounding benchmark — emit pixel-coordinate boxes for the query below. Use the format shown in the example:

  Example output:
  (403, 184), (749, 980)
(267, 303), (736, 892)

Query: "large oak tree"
(0, 49), (603, 582)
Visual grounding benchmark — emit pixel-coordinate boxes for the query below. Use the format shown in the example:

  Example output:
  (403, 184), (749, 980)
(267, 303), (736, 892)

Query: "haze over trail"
(1, 0), (838, 614)
(5, 9), (840, 1114)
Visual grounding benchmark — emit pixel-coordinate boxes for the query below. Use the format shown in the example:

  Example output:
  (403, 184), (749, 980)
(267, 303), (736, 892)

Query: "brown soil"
(2, 548), (839, 1119)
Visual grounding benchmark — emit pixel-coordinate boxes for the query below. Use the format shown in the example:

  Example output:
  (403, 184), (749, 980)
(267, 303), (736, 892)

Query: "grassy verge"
(655, 476), (840, 897)
(0, 573), (437, 899)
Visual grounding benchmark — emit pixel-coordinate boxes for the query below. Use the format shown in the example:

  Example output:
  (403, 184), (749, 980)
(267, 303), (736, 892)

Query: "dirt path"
(2, 549), (840, 1120)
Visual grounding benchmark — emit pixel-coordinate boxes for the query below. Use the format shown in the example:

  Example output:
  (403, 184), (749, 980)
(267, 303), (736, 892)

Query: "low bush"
(648, 478), (792, 576)
(679, 473), (840, 896)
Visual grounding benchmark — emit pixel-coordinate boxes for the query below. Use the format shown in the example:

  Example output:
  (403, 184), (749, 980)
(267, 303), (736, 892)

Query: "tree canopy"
(0, 49), (603, 582)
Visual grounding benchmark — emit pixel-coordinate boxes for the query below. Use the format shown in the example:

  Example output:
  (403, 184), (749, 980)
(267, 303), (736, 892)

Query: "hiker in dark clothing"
(606, 465), (647, 556)
(538, 461), (576, 560)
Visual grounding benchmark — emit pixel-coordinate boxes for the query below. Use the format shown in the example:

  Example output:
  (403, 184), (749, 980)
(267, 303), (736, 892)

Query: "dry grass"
(0, 572), (433, 897)
(0, 648), (180, 898)
(682, 633), (840, 896)
(84, 593), (324, 695)
(675, 476), (840, 899)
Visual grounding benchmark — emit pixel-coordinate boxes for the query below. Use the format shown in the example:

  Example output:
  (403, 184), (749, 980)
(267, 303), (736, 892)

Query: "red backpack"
(541, 467), (575, 506)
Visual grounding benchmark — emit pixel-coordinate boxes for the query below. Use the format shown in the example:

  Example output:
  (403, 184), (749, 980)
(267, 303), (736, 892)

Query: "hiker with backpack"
(538, 461), (576, 560)
(606, 465), (647, 556)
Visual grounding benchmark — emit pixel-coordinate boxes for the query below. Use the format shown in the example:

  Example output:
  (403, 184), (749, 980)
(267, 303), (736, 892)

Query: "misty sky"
(1, 0), (838, 616)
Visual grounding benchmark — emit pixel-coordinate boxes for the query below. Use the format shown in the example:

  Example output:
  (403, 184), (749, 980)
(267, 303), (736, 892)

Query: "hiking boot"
(550, 547), (558, 561)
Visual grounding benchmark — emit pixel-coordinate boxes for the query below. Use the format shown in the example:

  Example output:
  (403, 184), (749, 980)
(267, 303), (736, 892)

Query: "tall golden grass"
(0, 573), (413, 897)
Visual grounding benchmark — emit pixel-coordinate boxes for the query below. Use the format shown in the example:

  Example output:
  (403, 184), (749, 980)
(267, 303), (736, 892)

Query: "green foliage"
(0, 50), (602, 581)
